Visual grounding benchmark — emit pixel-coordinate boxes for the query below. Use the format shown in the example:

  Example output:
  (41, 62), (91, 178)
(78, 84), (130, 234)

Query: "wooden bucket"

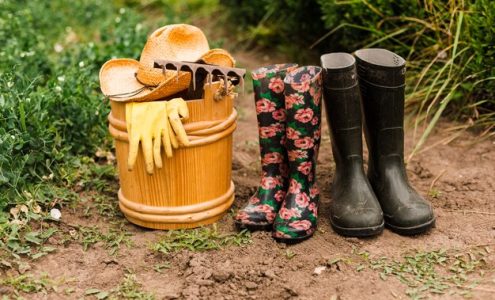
(107, 82), (236, 229)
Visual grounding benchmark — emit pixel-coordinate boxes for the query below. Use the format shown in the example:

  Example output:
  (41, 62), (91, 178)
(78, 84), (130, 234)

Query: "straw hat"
(99, 24), (235, 102)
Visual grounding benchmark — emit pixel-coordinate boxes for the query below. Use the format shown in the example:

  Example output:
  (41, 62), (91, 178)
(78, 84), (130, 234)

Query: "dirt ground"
(4, 51), (495, 300)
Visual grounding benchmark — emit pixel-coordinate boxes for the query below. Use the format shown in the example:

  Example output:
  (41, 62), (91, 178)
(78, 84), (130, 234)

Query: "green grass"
(85, 273), (155, 300)
(151, 224), (252, 254)
(0, 273), (67, 296)
(348, 246), (491, 299)
(75, 225), (133, 256)
(368, 249), (488, 299)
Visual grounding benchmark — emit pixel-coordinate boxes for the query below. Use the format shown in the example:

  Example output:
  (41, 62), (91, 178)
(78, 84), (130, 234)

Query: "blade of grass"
(408, 81), (461, 161)
(448, 11), (464, 78)
(310, 23), (410, 50)
(362, 27), (409, 48)
(411, 46), (469, 143)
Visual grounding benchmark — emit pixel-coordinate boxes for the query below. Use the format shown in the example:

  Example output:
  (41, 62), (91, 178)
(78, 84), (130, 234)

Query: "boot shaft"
(321, 53), (364, 170)
(355, 49), (407, 163)
(252, 63), (298, 128)
(251, 64), (298, 177)
(252, 63), (298, 106)
(283, 66), (323, 175)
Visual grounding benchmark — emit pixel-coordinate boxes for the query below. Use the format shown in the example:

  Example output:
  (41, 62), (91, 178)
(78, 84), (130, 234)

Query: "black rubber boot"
(321, 53), (384, 237)
(355, 48), (435, 235)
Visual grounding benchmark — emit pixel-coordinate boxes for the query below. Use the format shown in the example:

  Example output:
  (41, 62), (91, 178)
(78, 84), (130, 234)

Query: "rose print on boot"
(235, 63), (298, 230)
(273, 66), (323, 242)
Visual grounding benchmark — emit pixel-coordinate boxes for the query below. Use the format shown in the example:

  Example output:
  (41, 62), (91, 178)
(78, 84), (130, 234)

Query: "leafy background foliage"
(221, 0), (495, 146)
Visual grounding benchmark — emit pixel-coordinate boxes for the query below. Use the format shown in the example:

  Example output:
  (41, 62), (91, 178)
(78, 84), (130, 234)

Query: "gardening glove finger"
(141, 134), (154, 174)
(126, 103), (140, 171)
(167, 98), (190, 146)
(161, 113), (174, 158)
(127, 134), (140, 171)
(153, 126), (163, 169)
(125, 101), (169, 174)
(169, 128), (179, 149)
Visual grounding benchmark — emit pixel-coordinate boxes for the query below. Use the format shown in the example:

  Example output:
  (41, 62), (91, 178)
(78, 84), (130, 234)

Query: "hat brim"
(99, 58), (192, 102)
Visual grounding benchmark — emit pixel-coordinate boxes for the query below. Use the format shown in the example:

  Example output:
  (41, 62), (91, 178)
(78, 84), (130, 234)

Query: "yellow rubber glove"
(125, 101), (168, 174)
(125, 98), (190, 174)
(166, 98), (190, 147)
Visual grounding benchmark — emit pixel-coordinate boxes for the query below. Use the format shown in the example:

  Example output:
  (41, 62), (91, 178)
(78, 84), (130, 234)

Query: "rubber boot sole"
(234, 220), (273, 232)
(385, 217), (436, 236)
(330, 220), (384, 237)
(273, 232), (314, 244)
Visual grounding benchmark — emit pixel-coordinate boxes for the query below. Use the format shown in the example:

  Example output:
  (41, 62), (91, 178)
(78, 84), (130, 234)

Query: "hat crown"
(136, 24), (210, 86)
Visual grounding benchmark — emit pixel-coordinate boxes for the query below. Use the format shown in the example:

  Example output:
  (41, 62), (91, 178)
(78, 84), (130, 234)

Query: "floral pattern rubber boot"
(273, 66), (323, 242)
(235, 63), (298, 231)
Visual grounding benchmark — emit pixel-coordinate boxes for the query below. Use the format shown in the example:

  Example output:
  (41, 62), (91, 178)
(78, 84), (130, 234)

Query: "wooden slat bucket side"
(108, 82), (235, 229)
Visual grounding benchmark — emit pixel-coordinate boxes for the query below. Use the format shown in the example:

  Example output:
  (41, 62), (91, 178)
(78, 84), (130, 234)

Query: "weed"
(428, 188), (442, 199)
(85, 288), (110, 300)
(153, 262), (171, 273)
(326, 257), (353, 272)
(151, 224), (251, 254)
(112, 273), (154, 299)
(285, 249), (297, 259)
(359, 247), (490, 299)
(75, 225), (133, 256)
(0, 201), (58, 262)
(0, 273), (62, 296)
(86, 273), (154, 300)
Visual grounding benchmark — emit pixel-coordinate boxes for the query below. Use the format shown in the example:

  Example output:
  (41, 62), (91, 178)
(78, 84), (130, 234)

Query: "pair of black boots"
(322, 49), (435, 237)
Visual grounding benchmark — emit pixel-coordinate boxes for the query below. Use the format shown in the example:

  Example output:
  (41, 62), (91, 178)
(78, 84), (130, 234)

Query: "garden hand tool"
(354, 48), (435, 235)
(272, 66), (323, 243)
(234, 63), (298, 231)
(126, 98), (190, 174)
(154, 59), (246, 99)
(321, 53), (384, 237)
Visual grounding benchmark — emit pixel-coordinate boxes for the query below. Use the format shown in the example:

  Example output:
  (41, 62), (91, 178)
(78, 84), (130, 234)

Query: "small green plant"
(85, 288), (111, 300)
(428, 188), (442, 199)
(86, 273), (155, 300)
(153, 262), (171, 273)
(151, 224), (251, 254)
(0, 0), (147, 271)
(0, 201), (58, 263)
(360, 247), (490, 299)
(113, 273), (155, 300)
(0, 273), (61, 296)
(75, 225), (133, 256)
(285, 249), (297, 259)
